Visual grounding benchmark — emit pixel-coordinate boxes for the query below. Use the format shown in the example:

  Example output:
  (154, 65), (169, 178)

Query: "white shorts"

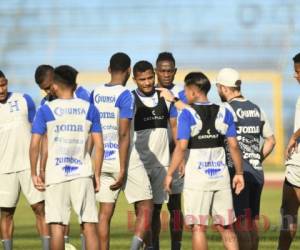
(183, 188), (236, 226)
(45, 177), (98, 225)
(285, 164), (300, 187)
(170, 169), (184, 194)
(96, 172), (121, 203)
(146, 167), (168, 204)
(0, 169), (44, 207)
(123, 167), (153, 204)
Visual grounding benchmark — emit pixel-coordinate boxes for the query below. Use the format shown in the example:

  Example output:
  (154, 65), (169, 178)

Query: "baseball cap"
(216, 68), (240, 87)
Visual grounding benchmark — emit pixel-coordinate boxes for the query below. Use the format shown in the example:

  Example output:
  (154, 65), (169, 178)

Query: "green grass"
(9, 186), (300, 249)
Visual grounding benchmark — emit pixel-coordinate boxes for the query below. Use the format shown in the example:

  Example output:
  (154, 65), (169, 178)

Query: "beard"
(220, 95), (227, 102)
(219, 93), (227, 102)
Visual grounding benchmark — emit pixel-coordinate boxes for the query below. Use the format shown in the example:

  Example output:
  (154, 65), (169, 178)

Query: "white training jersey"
(0, 92), (36, 173)
(128, 90), (177, 170)
(32, 98), (101, 185)
(91, 84), (134, 173)
(177, 103), (237, 191)
(285, 97), (300, 185)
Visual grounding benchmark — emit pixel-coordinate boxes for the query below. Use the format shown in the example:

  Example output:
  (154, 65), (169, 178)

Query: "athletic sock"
(2, 239), (12, 250)
(130, 235), (143, 250)
(41, 236), (50, 250)
(64, 235), (69, 244)
(171, 241), (181, 250)
(80, 234), (86, 250)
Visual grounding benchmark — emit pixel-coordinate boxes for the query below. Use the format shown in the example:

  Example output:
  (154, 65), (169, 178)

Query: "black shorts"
(231, 172), (263, 219)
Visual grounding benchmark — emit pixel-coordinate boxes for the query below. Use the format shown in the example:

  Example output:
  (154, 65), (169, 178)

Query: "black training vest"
(132, 90), (169, 131)
(188, 104), (225, 149)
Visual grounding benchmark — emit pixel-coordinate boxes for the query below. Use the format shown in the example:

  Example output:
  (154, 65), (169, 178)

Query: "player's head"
(0, 70), (8, 102)
(35, 65), (54, 95)
(109, 52), (131, 85)
(215, 68), (241, 102)
(52, 65), (78, 97)
(155, 52), (177, 88)
(133, 61), (155, 95)
(293, 53), (300, 83)
(184, 72), (211, 104)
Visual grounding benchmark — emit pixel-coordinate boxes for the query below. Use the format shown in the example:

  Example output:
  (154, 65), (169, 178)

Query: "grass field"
(10, 185), (300, 250)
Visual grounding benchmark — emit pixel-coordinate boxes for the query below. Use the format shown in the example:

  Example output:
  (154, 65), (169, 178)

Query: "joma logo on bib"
(100, 112), (115, 119)
(54, 124), (83, 132)
(236, 108), (260, 119)
(237, 126), (260, 134)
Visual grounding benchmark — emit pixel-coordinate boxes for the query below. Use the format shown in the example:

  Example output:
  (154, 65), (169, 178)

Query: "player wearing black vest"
(164, 72), (244, 250)
(216, 68), (275, 250)
(127, 61), (177, 250)
(155, 52), (183, 250)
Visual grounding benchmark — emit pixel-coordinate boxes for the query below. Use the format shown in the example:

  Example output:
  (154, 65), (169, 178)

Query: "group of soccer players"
(1, 51), (300, 250)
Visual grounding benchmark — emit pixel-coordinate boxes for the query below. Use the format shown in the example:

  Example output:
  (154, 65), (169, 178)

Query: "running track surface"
(264, 172), (285, 188)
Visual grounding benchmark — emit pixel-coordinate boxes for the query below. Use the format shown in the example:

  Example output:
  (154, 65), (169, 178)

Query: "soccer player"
(164, 72), (244, 250)
(0, 70), (49, 250)
(125, 60), (177, 249)
(30, 65), (103, 250)
(155, 52), (184, 250)
(35, 64), (90, 248)
(35, 64), (90, 105)
(278, 53), (300, 250)
(90, 52), (133, 250)
(216, 68), (275, 250)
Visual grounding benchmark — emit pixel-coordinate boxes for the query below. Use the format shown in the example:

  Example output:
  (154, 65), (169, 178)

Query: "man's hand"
(178, 160), (185, 178)
(32, 175), (45, 191)
(164, 174), (173, 194)
(232, 174), (244, 195)
(94, 175), (100, 193)
(110, 172), (126, 191)
(285, 135), (298, 160)
(156, 87), (175, 102)
(39, 170), (45, 183)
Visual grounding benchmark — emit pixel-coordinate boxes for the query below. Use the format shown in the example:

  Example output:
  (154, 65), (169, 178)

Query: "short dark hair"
(293, 53), (300, 63)
(53, 65), (78, 88)
(133, 60), (154, 77)
(184, 72), (211, 94)
(156, 52), (175, 65)
(228, 80), (242, 92)
(35, 65), (54, 85)
(110, 52), (131, 72)
(0, 70), (6, 78)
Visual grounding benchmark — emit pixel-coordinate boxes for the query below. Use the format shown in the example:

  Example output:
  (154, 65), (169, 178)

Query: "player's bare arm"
(110, 118), (131, 191)
(169, 117), (185, 177)
(30, 133), (45, 191)
(285, 129), (300, 159)
(165, 139), (188, 193)
(92, 132), (104, 192)
(86, 134), (94, 155)
(260, 135), (276, 162)
(227, 136), (244, 195)
(157, 87), (188, 110)
(39, 135), (48, 182)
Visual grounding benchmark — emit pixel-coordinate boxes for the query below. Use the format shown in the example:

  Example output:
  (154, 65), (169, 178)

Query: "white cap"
(216, 68), (240, 87)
